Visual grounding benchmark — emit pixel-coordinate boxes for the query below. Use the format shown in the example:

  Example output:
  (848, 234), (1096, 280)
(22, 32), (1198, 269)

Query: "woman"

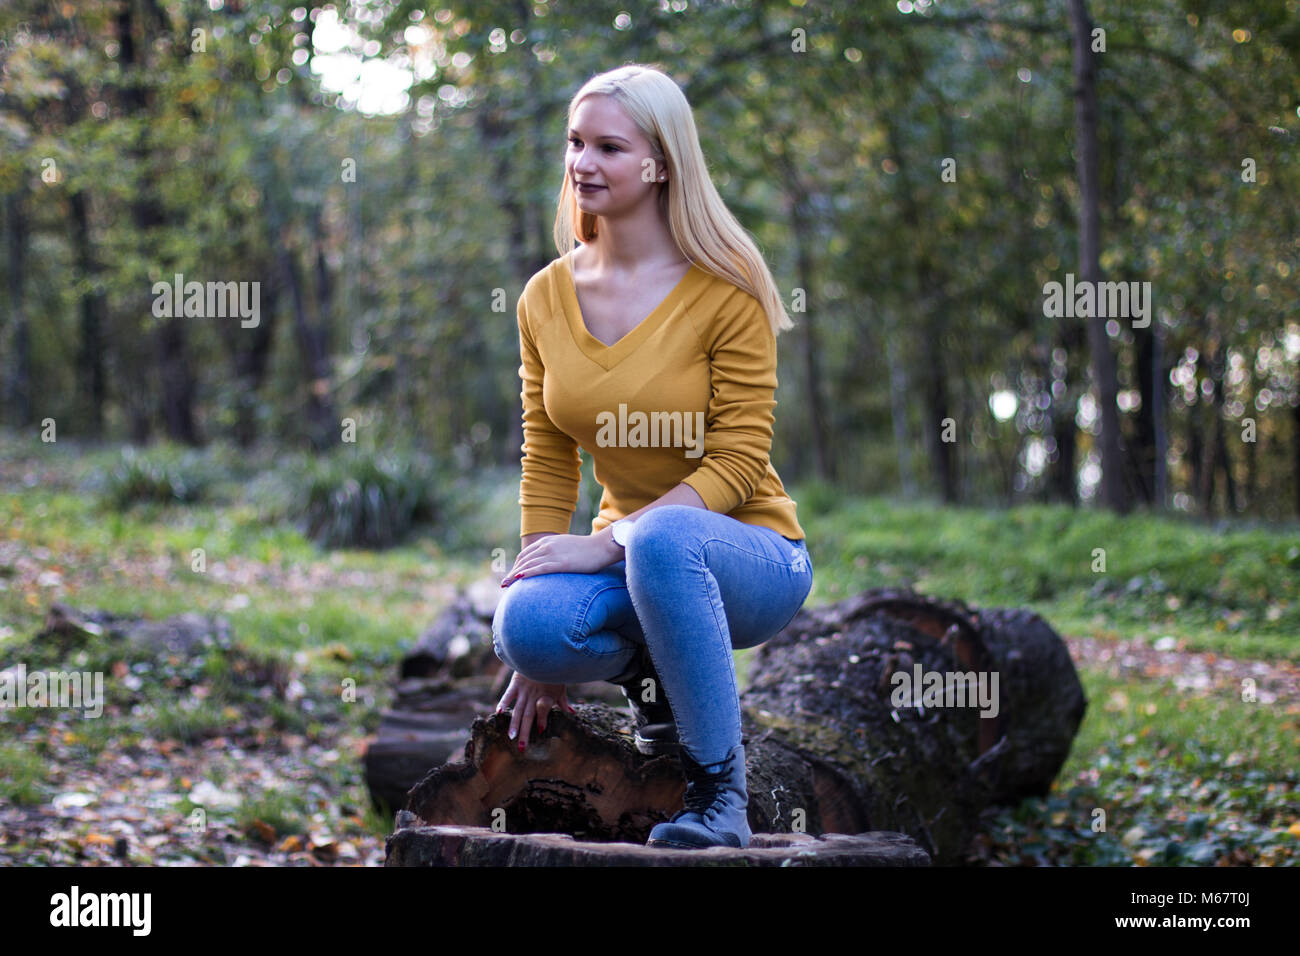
(491, 63), (813, 850)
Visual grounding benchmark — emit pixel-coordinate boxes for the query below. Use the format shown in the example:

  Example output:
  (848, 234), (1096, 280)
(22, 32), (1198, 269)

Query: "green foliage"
(146, 701), (231, 745)
(0, 744), (49, 806)
(791, 477), (838, 520)
(234, 790), (311, 841)
(973, 667), (1300, 866)
(2, 0), (1297, 518)
(432, 464), (525, 558)
(101, 445), (218, 508)
(293, 448), (441, 549)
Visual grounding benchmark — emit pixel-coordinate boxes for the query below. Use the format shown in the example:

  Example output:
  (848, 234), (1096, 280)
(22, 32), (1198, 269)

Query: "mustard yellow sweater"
(514, 250), (805, 542)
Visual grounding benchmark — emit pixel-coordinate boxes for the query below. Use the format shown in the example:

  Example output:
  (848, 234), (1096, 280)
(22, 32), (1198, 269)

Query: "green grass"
(797, 493), (1299, 662)
(0, 743), (50, 806)
(234, 789), (313, 841)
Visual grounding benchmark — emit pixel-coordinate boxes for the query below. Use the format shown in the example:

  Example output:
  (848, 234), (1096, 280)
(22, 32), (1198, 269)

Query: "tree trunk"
(223, 259), (278, 449)
(70, 190), (108, 439)
(1046, 193), (1083, 507)
(1068, 0), (1127, 513)
(477, 99), (535, 471)
(773, 143), (833, 485)
(4, 190), (32, 428)
(1153, 316), (1167, 508)
(1208, 346), (1239, 513)
(1131, 323), (1158, 505)
(886, 323), (916, 500)
(155, 315), (202, 445)
(1187, 382), (1205, 511)
(277, 235), (334, 450)
(1198, 344), (1230, 517)
(1293, 402), (1300, 517)
(383, 585), (1086, 865)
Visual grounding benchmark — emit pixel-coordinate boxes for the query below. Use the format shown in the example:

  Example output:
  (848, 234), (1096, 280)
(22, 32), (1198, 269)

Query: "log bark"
(383, 584), (1087, 865)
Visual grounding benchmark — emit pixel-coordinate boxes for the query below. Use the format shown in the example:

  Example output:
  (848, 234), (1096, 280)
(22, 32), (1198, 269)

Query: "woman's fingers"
(495, 678), (517, 715)
(517, 693), (535, 749)
(499, 678), (570, 750)
(506, 554), (552, 584)
(508, 693), (524, 743)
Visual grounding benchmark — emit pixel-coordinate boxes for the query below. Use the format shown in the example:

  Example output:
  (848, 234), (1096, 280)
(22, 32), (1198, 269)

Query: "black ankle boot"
(608, 646), (680, 756)
(646, 742), (751, 849)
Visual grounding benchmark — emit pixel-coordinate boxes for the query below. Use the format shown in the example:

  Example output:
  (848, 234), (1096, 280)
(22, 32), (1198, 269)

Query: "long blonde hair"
(553, 63), (794, 337)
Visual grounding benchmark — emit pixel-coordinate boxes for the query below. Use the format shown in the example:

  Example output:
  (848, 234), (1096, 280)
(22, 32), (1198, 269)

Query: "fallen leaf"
(248, 820), (277, 844)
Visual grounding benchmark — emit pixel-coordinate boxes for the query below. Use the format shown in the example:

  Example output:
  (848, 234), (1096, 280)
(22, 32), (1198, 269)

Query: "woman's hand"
(496, 672), (576, 750)
(501, 532), (620, 588)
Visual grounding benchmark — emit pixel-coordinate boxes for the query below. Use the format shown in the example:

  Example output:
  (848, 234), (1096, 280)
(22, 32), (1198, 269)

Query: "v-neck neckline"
(559, 249), (702, 369)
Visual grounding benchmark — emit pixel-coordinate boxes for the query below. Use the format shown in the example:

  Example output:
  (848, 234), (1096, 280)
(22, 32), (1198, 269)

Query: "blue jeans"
(491, 505), (814, 766)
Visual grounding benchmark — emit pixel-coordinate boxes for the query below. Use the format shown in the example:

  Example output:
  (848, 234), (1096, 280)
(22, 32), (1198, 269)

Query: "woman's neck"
(579, 216), (684, 274)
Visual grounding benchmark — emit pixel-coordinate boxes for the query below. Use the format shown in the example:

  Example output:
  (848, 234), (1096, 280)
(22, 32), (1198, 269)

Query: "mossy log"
(740, 588), (1087, 862)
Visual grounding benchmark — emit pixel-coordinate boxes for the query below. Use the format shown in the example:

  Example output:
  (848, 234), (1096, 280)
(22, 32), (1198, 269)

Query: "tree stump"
(380, 585), (1085, 865)
(386, 704), (930, 866)
(386, 824), (929, 867)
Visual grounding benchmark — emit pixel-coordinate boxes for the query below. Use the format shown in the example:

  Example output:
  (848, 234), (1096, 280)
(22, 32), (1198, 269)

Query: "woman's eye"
(568, 138), (618, 152)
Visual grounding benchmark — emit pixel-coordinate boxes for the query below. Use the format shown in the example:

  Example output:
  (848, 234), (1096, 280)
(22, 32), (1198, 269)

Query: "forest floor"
(1, 433), (1297, 866)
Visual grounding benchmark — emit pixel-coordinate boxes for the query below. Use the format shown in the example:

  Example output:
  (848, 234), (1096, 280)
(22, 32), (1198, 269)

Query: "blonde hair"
(553, 63), (794, 337)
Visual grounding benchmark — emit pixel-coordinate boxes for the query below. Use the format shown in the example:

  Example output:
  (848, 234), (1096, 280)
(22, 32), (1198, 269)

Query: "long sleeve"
(516, 291), (580, 537)
(680, 290), (777, 516)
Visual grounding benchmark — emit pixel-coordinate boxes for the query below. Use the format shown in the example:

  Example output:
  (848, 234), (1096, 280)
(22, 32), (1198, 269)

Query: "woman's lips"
(576, 183), (604, 191)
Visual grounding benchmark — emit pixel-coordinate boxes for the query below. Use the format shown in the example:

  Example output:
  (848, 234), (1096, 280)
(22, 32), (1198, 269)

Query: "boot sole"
(646, 838), (705, 850)
(646, 836), (745, 850)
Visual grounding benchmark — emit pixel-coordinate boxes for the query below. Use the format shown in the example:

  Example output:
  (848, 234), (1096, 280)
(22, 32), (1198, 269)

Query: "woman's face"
(566, 94), (664, 217)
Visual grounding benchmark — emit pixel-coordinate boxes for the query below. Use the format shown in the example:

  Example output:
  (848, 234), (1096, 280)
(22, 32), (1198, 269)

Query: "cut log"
(389, 586), (1086, 865)
(363, 582), (625, 812)
(38, 602), (238, 659)
(386, 824), (929, 867)
(399, 582), (502, 679)
(363, 675), (500, 812)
